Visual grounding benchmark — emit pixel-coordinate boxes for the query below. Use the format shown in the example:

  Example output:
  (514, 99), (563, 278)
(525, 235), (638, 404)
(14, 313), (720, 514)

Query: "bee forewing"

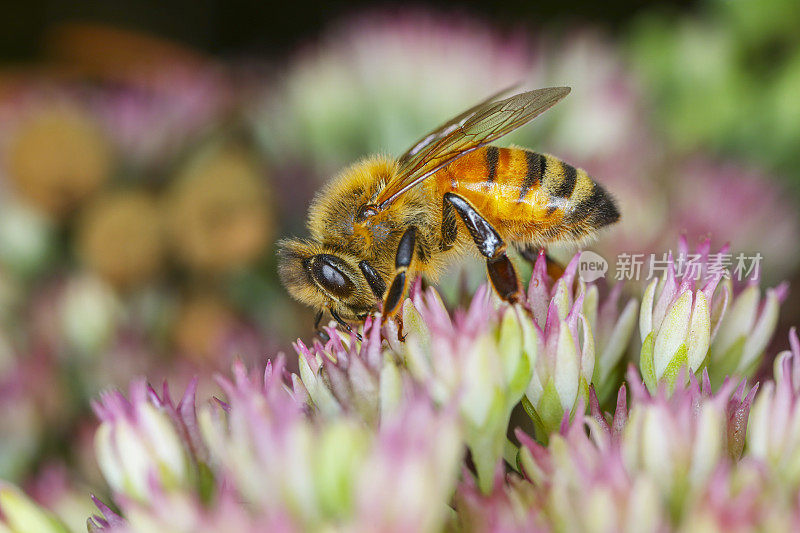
(377, 86), (571, 207)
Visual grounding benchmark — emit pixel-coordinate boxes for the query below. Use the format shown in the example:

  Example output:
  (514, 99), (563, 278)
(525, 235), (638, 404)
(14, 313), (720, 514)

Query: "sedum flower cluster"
(1, 8), (798, 507)
(2, 239), (798, 532)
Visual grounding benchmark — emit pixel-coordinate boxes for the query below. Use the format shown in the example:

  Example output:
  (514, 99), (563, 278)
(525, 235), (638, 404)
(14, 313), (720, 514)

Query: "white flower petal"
(582, 284), (599, 333)
(138, 403), (187, 482)
(578, 314), (595, 382)
(639, 279), (657, 343)
(94, 423), (125, 495)
(552, 280), (572, 321)
(554, 321), (579, 410)
(686, 291), (711, 371)
(599, 298), (638, 380)
(739, 288), (780, 372)
(714, 285), (759, 355)
(688, 403), (723, 485)
(746, 383), (772, 458)
(653, 291), (693, 378)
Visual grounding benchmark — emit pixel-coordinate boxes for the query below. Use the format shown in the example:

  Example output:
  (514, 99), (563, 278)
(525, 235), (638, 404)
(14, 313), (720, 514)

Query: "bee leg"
(358, 260), (386, 300)
(444, 192), (522, 303)
(383, 226), (417, 317)
(330, 309), (362, 341)
(518, 245), (567, 280)
(518, 245), (540, 264)
(545, 255), (566, 281)
(314, 310), (330, 343)
(440, 196), (459, 252)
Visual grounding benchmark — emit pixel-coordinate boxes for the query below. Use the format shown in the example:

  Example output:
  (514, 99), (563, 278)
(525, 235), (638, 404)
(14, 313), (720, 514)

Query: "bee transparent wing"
(395, 85), (517, 165)
(376, 86), (570, 207)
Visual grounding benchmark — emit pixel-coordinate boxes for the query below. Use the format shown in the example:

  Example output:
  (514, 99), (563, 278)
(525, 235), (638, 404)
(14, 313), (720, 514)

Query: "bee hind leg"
(518, 245), (567, 281)
(443, 192), (522, 304)
(518, 245), (540, 264)
(383, 226), (417, 318)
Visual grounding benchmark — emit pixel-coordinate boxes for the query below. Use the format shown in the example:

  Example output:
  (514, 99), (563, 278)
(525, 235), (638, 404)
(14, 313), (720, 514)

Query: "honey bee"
(278, 87), (619, 333)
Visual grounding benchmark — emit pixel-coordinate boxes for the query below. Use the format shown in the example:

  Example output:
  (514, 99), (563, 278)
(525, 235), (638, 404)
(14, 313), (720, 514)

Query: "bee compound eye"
(308, 254), (356, 299)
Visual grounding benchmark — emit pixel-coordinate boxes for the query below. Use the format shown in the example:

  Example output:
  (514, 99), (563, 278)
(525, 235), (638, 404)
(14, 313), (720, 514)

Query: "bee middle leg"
(383, 226), (417, 317)
(443, 192), (522, 303)
(314, 310), (330, 342)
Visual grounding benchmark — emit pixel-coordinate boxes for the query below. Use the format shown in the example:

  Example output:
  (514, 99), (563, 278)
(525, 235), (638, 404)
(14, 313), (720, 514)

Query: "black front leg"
(330, 309), (362, 341)
(383, 226), (417, 317)
(359, 260), (386, 299)
(314, 308), (362, 342)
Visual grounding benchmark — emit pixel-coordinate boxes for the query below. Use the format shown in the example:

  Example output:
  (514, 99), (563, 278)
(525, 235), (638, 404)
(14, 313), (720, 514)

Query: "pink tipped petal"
(560, 252), (581, 298)
(626, 365), (649, 401)
(588, 386), (612, 435)
(700, 274), (722, 304)
(678, 234), (689, 256)
(527, 249), (550, 327)
(567, 291), (586, 330)
(774, 281), (790, 303)
(613, 385), (628, 436)
(545, 298), (562, 340)
(696, 237), (711, 263)
(652, 254), (678, 332)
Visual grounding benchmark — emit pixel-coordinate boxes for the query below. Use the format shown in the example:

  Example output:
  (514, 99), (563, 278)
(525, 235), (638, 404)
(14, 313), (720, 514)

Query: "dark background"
(0, 0), (697, 60)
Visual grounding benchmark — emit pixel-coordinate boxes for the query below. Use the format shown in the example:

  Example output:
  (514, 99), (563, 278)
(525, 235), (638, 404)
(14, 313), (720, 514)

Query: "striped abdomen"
(433, 146), (619, 245)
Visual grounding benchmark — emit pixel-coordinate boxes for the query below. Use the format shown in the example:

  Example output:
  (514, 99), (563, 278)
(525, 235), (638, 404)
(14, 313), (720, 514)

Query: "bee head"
(277, 238), (377, 320)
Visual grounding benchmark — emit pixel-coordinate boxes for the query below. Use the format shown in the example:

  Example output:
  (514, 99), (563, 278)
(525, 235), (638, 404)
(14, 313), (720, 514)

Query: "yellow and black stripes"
(519, 151), (544, 201)
(433, 145), (619, 250)
(552, 161), (577, 199)
(518, 150), (619, 232)
(485, 146), (500, 183)
(564, 181), (619, 228)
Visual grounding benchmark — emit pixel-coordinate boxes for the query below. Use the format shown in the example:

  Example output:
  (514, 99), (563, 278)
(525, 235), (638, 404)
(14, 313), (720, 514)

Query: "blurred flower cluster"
(2, 242), (799, 532)
(630, 0), (800, 186)
(0, 29), (285, 497)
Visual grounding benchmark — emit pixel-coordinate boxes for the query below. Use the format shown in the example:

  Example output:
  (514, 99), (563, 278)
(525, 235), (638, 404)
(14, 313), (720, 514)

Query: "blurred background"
(1, 0), (799, 528)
